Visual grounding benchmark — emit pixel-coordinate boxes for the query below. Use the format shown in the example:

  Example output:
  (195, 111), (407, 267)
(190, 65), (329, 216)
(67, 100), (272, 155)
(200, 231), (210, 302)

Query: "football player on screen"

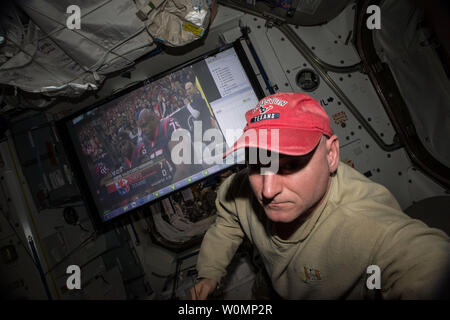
(136, 108), (190, 185)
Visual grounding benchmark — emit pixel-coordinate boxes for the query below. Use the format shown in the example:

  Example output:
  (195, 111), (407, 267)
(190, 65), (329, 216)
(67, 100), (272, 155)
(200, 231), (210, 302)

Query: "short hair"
(137, 108), (158, 127)
(185, 81), (195, 91)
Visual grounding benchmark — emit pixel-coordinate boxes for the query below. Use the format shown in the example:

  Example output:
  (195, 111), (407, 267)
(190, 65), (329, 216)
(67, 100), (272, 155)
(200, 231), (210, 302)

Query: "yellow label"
(183, 22), (204, 37)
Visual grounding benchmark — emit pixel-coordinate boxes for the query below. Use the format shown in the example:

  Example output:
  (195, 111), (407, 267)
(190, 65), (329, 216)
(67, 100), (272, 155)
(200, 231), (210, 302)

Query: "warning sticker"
(298, 0), (322, 15)
(183, 22), (204, 37)
(333, 111), (348, 125)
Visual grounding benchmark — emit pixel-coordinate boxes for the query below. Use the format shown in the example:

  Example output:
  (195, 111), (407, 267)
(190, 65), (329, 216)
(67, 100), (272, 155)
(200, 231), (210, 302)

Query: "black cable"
(28, 236), (53, 300)
(171, 259), (182, 300)
(151, 271), (170, 278)
(43, 231), (96, 276)
(241, 27), (275, 94)
(128, 216), (140, 246)
(0, 207), (38, 269)
(77, 222), (90, 233)
(78, 245), (121, 271)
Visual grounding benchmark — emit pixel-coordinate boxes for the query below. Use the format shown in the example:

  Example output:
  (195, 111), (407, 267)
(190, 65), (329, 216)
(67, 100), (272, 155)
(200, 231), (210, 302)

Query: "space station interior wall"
(0, 2), (448, 300)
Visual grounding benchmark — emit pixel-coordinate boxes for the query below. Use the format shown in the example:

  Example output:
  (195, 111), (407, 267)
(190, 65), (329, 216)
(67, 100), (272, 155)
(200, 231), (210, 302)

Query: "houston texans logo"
(259, 105), (273, 114)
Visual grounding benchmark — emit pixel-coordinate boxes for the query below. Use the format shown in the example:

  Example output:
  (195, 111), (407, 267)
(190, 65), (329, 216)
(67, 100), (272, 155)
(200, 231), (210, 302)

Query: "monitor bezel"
(57, 39), (266, 232)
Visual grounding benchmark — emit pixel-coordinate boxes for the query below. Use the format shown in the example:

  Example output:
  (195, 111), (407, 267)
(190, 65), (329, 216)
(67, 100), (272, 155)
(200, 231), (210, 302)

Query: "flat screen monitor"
(58, 40), (264, 229)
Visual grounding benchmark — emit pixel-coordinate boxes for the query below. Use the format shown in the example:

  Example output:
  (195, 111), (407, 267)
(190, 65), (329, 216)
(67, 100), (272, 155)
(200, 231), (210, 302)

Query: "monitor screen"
(59, 40), (264, 228)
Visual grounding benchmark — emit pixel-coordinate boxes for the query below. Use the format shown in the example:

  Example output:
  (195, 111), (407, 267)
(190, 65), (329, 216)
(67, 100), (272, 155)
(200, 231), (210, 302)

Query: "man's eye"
(279, 162), (301, 173)
(247, 163), (274, 173)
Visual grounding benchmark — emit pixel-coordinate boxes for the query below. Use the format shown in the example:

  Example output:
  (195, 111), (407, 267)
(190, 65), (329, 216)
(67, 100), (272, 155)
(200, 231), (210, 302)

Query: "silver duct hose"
(278, 24), (402, 152)
(218, 0), (403, 152)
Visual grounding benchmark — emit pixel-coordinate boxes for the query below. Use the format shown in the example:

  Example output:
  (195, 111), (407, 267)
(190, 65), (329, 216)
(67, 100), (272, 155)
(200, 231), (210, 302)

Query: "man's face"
(118, 139), (133, 157)
(185, 83), (196, 97)
(141, 121), (156, 138)
(137, 111), (159, 139)
(248, 136), (337, 224)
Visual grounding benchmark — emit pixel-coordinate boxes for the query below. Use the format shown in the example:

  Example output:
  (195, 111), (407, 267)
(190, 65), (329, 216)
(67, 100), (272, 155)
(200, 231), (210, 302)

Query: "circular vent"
(296, 69), (320, 92)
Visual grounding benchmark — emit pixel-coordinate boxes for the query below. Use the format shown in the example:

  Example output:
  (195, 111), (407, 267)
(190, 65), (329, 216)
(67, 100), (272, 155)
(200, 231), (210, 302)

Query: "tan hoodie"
(196, 162), (450, 299)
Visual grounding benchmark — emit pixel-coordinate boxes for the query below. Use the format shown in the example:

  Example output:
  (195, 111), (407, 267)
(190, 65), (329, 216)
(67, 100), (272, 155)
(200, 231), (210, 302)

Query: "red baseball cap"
(224, 92), (333, 157)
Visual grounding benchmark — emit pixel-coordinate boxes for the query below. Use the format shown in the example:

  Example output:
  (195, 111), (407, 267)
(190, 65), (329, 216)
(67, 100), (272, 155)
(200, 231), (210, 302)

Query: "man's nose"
(261, 172), (282, 200)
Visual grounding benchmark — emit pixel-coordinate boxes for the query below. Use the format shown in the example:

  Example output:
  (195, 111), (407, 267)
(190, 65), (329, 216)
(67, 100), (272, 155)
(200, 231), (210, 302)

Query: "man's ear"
(326, 135), (340, 173)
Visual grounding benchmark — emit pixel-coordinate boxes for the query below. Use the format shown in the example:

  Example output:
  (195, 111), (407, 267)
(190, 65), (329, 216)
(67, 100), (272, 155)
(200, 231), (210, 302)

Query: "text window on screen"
(206, 48), (259, 147)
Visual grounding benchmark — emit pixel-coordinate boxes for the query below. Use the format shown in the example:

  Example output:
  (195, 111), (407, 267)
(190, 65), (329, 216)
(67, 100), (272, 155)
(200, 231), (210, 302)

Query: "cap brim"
(223, 128), (323, 158)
